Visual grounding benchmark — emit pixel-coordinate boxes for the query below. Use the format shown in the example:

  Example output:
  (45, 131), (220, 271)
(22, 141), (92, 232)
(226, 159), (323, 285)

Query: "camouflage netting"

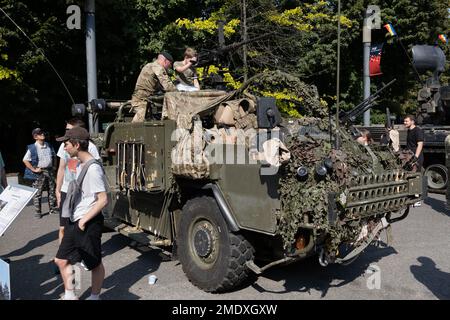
(240, 70), (328, 118)
(277, 116), (405, 255)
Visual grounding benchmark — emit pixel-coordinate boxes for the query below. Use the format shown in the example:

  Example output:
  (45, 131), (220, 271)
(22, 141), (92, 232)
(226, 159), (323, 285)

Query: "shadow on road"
(78, 234), (165, 300)
(252, 245), (397, 298)
(3, 230), (58, 259)
(410, 256), (450, 300)
(424, 197), (450, 216)
(98, 249), (163, 300)
(101, 234), (132, 259)
(9, 254), (61, 300)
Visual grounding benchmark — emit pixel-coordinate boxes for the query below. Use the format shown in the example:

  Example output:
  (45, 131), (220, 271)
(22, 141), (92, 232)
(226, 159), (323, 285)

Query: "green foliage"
(0, 0), (448, 171)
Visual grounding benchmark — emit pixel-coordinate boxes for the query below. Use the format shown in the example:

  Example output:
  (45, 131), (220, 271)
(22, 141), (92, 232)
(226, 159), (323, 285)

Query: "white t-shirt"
(57, 141), (100, 193)
(72, 162), (107, 222)
(23, 142), (54, 168)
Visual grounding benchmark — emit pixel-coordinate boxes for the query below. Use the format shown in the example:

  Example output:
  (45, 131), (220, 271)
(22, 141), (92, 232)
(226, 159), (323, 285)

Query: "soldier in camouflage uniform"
(131, 51), (177, 122)
(445, 134), (450, 210)
(23, 128), (57, 218)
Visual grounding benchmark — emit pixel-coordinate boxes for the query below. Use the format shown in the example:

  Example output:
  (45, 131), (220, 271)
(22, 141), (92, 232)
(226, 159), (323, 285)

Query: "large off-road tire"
(177, 196), (254, 292)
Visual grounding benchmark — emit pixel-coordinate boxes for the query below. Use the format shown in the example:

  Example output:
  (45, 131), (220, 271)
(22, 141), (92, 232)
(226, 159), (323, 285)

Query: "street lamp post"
(85, 0), (98, 133)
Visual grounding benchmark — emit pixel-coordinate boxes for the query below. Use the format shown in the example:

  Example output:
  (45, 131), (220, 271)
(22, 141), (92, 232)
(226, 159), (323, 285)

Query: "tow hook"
(319, 248), (329, 267)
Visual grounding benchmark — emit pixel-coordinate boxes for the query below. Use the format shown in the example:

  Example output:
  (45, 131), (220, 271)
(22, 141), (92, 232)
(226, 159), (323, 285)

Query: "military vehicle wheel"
(425, 164), (448, 189)
(177, 196), (254, 292)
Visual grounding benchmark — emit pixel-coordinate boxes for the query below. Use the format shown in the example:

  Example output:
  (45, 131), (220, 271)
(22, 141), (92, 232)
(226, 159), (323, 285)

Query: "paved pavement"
(1, 193), (450, 300)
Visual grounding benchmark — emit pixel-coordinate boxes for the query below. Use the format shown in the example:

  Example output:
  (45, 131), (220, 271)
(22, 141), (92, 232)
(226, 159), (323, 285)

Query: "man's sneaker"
(58, 293), (79, 300)
(86, 295), (101, 300)
(413, 201), (422, 207)
(49, 209), (59, 215)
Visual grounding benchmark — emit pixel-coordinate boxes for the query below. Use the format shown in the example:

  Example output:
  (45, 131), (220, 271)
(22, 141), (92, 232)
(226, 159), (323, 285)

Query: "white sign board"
(0, 184), (37, 237)
(0, 258), (11, 300)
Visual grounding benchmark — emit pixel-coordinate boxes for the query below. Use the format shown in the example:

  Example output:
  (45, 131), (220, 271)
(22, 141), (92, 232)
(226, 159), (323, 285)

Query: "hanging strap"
(77, 159), (98, 186)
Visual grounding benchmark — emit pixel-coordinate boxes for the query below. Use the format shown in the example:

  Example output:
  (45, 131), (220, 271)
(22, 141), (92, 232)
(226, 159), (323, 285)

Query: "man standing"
(131, 51), (176, 122)
(404, 115), (424, 171)
(404, 115), (424, 207)
(54, 127), (107, 300)
(55, 118), (100, 244)
(174, 47), (200, 91)
(23, 128), (57, 218)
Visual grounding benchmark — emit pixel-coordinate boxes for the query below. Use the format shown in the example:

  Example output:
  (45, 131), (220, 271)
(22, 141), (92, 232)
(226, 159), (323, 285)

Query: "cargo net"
(277, 117), (409, 256)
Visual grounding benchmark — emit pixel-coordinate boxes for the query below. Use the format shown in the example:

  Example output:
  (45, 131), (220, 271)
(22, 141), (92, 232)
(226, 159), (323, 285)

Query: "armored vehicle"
(87, 71), (425, 292)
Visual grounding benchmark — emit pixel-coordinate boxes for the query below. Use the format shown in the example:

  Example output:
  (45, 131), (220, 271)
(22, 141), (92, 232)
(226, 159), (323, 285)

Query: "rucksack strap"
(76, 159), (98, 186)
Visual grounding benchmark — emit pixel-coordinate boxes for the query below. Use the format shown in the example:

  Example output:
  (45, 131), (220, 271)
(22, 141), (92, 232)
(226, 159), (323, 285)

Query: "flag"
(438, 34), (448, 44)
(369, 43), (384, 77)
(384, 23), (397, 37)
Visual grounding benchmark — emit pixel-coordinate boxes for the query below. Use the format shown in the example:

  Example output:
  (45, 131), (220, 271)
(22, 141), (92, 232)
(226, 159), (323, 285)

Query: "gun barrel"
(340, 79), (396, 124)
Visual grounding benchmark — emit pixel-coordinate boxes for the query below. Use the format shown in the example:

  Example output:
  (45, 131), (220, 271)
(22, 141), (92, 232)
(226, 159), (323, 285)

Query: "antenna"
(0, 7), (75, 105)
(334, 0), (341, 149)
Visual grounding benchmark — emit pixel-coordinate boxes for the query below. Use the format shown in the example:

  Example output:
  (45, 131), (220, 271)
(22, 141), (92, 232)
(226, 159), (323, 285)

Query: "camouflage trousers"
(32, 168), (57, 214)
(131, 100), (147, 123)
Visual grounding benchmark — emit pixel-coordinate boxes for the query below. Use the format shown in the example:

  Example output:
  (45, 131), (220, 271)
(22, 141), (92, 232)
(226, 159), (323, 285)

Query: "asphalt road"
(1, 193), (450, 300)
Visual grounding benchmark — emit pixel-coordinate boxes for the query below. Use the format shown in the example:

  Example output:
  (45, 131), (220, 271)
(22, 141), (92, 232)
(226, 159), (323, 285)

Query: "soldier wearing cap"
(23, 128), (57, 218)
(131, 51), (177, 122)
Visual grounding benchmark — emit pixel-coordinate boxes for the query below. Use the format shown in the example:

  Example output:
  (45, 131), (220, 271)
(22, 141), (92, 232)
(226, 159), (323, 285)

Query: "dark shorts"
(55, 214), (104, 271)
(59, 192), (70, 227)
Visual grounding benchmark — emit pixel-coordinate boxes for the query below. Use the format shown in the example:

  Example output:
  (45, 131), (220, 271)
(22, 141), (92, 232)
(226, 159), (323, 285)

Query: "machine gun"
(339, 79), (397, 126)
(412, 45), (450, 125)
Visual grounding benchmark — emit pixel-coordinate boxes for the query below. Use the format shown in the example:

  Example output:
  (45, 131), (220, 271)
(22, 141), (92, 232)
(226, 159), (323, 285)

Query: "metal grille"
(345, 170), (410, 217)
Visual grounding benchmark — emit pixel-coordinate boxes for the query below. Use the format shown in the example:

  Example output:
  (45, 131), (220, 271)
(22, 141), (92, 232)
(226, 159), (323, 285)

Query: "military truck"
(363, 45), (450, 192)
(84, 71), (425, 292)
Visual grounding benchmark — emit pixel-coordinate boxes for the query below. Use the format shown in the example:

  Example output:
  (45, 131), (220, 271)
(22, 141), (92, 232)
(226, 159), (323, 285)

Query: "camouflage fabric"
(277, 117), (410, 257)
(171, 120), (210, 179)
(132, 61), (176, 122)
(162, 90), (232, 129)
(32, 168), (57, 215)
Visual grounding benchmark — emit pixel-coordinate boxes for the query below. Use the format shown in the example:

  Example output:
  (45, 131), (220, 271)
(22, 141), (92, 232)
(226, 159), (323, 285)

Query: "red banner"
(369, 43), (383, 77)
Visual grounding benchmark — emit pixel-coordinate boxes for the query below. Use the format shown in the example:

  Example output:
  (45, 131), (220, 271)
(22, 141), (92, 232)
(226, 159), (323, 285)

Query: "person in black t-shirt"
(404, 114), (424, 207)
(404, 114), (424, 170)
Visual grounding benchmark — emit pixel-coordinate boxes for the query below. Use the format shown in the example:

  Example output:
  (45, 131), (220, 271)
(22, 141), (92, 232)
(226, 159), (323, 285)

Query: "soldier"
(174, 47), (200, 91)
(23, 128), (58, 218)
(131, 51), (176, 122)
(445, 134), (450, 210)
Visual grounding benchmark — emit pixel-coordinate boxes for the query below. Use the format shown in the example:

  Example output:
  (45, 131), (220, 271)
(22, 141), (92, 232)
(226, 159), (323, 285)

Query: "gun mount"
(412, 45), (450, 125)
(339, 79), (396, 132)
